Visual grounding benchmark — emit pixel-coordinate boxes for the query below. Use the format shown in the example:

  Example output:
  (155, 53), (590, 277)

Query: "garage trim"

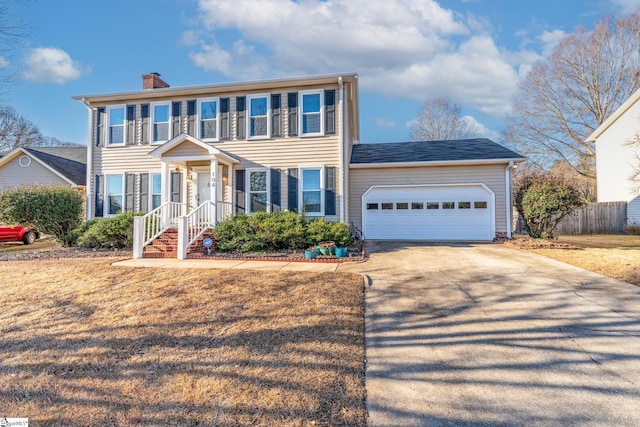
(361, 183), (496, 240)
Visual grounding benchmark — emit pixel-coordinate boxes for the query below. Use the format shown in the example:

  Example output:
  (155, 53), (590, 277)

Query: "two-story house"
(74, 72), (524, 258)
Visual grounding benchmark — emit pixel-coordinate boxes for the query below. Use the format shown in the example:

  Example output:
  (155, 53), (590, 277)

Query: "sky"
(2, 0), (640, 146)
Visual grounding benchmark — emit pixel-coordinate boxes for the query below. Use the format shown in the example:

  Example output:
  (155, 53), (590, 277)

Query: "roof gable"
(350, 138), (525, 166)
(587, 86), (640, 142)
(0, 147), (87, 186)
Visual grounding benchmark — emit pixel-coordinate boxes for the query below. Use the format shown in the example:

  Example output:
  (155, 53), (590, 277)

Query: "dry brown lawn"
(508, 234), (640, 286)
(0, 258), (366, 426)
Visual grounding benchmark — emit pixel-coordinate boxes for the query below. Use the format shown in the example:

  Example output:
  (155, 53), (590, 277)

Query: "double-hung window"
(151, 102), (170, 143)
(247, 94), (270, 139)
(301, 168), (323, 215)
(247, 169), (269, 213)
(198, 97), (219, 141)
(151, 173), (162, 210)
(107, 105), (126, 146)
(299, 90), (323, 136)
(106, 174), (124, 216)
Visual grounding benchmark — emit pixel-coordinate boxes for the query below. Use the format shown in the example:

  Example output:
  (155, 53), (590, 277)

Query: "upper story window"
(151, 102), (170, 144)
(299, 90), (323, 136)
(107, 105), (126, 146)
(248, 94), (270, 139)
(197, 97), (220, 141)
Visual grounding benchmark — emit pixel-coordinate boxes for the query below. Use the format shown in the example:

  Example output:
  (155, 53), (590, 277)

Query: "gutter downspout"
(338, 76), (346, 222)
(505, 161), (515, 239)
(81, 98), (93, 220)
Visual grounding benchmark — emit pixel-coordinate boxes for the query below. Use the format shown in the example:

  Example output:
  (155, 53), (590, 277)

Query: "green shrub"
(76, 211), (140, 249)
(306, 218), (352, 247)
(515, 174), (584, 239)
(0, 185), (84, 247)
(213, 211), (353, 252)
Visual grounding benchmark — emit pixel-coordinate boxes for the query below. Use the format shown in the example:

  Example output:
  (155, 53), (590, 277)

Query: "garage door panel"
(363, 185), (494, 241)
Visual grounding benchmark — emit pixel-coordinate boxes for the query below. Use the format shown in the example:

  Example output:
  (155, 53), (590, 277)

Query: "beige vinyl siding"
(0, 155), (70, 190)
(349, 164), (509, 233)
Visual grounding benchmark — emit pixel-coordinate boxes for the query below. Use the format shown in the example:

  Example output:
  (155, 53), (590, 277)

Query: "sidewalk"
(112, 257), (344, 272)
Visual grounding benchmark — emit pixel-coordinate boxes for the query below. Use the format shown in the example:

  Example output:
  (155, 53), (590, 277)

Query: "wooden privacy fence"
(556, 201), (627, 235)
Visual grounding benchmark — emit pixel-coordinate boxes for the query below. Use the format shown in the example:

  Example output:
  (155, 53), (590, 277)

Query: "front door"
(196, 172), (211, 206)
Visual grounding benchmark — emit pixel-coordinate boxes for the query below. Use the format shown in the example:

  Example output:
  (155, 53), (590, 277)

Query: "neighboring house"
(586, 88), (640, 223)
(73, 72), (523, 258)
(0, 146), (87, 192)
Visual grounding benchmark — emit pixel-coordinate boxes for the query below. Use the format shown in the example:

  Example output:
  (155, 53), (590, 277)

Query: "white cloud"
(537, 29), (566, 56)
(0, 56), (8, 69)
(610, 0), (640, 14)
(462, 115), (500, 140)
(187, 0), (543, 118)
(22, 47), (85, 84)
(376, 118), (396, 128)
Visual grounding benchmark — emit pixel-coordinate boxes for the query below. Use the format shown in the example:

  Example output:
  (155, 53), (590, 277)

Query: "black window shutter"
(187, 100), (196, 137)
(170, 171), (181, 203)
(235, 169), (246, 214)
(325, 166), (336, 215)
(96, 107), (105, 146)
(220, 98), (230, 140)
(95, 174), (104, 217)
(270, 168), (281, 211)
(126, 105), (136, 144)
(140, 104), (149, 144)
(236, 96), (246, 140)
(287, 93), (298, 136)
(325, 90), (336, 135)
(287, 168), (298, 211)
(271, 94), (281, 137)
(172, 101), (181, 138)
(124, 173), (136, 211)
(139, 173), (149, 212)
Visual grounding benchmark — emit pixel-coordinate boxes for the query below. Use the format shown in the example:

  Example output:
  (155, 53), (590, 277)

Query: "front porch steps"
(142, 228), (216, 259)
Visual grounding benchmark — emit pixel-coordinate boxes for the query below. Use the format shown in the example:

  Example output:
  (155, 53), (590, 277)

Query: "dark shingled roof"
(350, 138), (524, 165)
(24, 147), (87, 185)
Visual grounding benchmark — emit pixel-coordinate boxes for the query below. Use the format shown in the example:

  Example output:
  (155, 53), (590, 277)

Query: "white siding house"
(586, 88), (640, 223)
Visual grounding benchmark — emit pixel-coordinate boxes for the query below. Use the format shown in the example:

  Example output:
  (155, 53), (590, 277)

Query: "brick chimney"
(142, 72), (170, 90)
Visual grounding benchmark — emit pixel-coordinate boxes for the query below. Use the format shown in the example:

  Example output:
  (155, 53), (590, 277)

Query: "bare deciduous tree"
(409, 97), (474, 141)
(0, 106), (43, 151)
(504, 12), (640, 183)
(0, 2), (30, 100)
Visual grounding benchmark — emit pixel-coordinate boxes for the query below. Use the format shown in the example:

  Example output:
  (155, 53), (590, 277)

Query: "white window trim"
(150, 101), (171, 145)
(299, 166), (324, 216)
(105, 173), (125, 217)
(246, 168), (270, 214)
(197, 97), (220, 142)
(299, 90), (324, 137)
(106, 105), (126, 146)
(247, 93), (271, 140)
(150, 173), (162, 211)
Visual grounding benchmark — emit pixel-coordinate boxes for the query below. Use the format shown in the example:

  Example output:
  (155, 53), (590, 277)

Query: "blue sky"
(3, 0), (640, 145)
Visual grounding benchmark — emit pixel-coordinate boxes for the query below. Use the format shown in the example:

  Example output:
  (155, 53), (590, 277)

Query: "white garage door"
(362, 184), (495, 240)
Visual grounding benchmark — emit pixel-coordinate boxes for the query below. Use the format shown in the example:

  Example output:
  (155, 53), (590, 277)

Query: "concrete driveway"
(339, 241), (640, 426)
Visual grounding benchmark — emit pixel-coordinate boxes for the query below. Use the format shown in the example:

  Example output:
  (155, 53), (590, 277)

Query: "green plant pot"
(317, 246), (331, 255)
(305, 249), (317, 260)
(335, 247), (347, 257)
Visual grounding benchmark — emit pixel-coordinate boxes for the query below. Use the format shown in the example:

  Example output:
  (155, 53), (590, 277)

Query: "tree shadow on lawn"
(0, 265), (367, 426)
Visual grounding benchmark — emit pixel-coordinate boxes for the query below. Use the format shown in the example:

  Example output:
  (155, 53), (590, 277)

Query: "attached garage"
(362, 184), (495, 240)
(348, 139), (525, 241)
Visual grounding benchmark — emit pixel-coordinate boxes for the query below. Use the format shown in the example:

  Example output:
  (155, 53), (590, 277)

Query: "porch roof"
(149, 133), (239, 165)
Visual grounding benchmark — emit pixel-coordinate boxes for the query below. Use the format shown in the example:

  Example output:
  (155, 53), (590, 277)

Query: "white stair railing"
(133, 202), (183, 259)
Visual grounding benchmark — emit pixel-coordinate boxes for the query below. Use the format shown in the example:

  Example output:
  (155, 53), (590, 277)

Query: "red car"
(0, 224), (39, 245)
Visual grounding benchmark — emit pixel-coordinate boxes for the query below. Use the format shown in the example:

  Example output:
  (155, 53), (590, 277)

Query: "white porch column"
(161, 161), (171, 205)
(210, 158), (219, 223)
